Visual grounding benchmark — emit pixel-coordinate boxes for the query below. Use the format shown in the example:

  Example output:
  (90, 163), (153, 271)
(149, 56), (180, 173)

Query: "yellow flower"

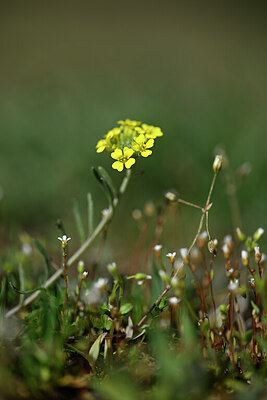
(111, 147), (136, 172)
(96, 139), (107, 153)
(118, 119), (141, 127)
(132, 134), (154, 157)
(142, 124), (163, 139)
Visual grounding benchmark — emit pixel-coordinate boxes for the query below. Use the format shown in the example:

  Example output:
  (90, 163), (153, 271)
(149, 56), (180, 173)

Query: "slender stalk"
(137, 171), (218, 327)
(74, 275), (86, 321)
(5, 170), (132, 319)
(178, 198), (203, 211)
(63, 248), (68, 315)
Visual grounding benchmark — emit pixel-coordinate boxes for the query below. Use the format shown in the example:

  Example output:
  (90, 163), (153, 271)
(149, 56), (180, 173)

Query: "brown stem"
(63, 249), (68, 315)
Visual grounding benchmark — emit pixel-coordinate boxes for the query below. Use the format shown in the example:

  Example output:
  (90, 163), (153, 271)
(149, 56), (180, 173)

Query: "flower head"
(58, 235), (71, 249)
(166, 252), (176, 264)
(111, 147), (136, 172)
(132, 134), (154, 157)
(96, 119), (163, 172)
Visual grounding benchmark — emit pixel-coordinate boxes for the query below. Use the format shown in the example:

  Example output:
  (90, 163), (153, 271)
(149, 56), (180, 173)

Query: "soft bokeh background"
(1, 1), (267, 261)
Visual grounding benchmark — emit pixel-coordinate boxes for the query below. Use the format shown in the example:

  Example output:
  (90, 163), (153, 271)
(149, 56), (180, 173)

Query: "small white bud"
(179, 248), (188, 262)
(213, 155), (223, 173)
(253, 228), (264, 242)
(241, 250), (249, 266)
(82, 271), (88, 279)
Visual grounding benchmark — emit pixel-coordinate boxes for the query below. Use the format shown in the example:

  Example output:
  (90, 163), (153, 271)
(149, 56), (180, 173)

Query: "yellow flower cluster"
(96, 119), (163, 172)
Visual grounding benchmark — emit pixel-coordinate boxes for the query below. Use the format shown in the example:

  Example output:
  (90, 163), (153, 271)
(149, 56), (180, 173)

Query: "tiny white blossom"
(82, 271), (88, 279)
(169, 296), (181, 305)
(132, 209), (142, 220)
(179, 248), (188, 260)
(254, 246), (260, 255)
(94, 277), (108, 291)
(222, 243), (230, 258)
(241, 250), (248, 260)
(154, 244), (163, 252)
(164, 190), (177, 202)
(58, 235), (71, 248)
(199, 231), (208, 240)
(22, 243), (32, 255)
(226, 268), (234, 277)
(249, 277), (255, 286)
(223, 235), (233, 245)
(166, 252), (176, 263)
(228, 279), (239, 292)
(102, 208), (110, 218)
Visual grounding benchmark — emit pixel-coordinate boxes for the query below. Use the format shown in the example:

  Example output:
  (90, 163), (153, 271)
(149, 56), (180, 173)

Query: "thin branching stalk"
(5, 170), (132, 319)
(137, 171), (218, 327)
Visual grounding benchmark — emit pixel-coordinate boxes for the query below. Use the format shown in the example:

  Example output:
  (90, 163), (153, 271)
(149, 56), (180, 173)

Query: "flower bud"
(241, 250), (249, 267)
(77, 260), (85, 274)
(158, 270), (170, 284)
(253, 227), (264, 242)
(213, 155), (223, 173)
(153, 244), (162, 258)
(107, 262), (118, 277)
(198, 231), (208, 248)
(254, 246), (262, 262)
(236, 227), (246, 242)
(179, 248), (189, 264)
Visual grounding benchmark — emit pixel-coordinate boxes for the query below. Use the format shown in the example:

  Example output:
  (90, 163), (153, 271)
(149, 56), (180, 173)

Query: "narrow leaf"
(92, 167), (114, 206)
(9, 281), (46, 295)
(97, 166), (117, 199)
(32, 238), (52, 277)
(73, 199), (86, 244)
(88, 332), (107, 366)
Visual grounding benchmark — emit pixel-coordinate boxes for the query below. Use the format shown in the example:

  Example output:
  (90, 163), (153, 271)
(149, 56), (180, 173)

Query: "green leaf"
(92, 166), (115, 206)
(251, 300), (260, 314)
(120, 303), (133, 315)
(97, 166), (117, 199)
(9, 281), (46, 295)
(87, 192), (94, 235)
(88, 332), (107, 366)
(73, 199), (86, 244)
(242, 329), (253, 344)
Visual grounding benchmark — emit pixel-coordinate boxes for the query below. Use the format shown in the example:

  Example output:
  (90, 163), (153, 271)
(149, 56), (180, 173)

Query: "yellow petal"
(112, 161), (124, 172)
(141, 150), (152, 157)
(134, 134), (145, 145)
(146, 139), (154, 149)
(123, 147), (134, 158)
(96, 145), (105, 153)
(111, 148), (123, 160)
(125, 158), (136, 169)
(132, 142), (140, 152)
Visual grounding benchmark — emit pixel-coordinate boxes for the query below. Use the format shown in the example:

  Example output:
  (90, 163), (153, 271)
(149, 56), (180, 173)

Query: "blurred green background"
(0, 1), (267, 257)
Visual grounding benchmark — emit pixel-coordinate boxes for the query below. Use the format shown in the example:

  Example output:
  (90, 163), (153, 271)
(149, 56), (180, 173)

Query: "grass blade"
(73, 199), (86, 244)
